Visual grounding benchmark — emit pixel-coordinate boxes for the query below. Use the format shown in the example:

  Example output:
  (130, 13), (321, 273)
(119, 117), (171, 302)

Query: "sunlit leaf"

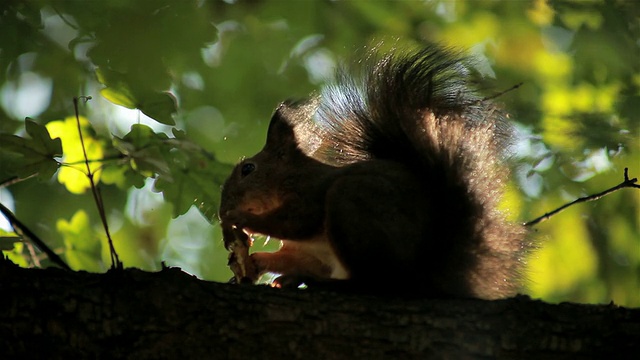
(0, 229), (29, 267)
(1, 241), (29, 268)
(96, 68), (137, 109)
(527, 0), (554, 26)
(100, 164), (146, 190)
(46, 116), (105, 194)
(560, 9), (603, 30)
(57, 210), (105, 272)
(441, 12), (499, 48)
(534, 52), (573, 81)
(100, 87), (137, 110)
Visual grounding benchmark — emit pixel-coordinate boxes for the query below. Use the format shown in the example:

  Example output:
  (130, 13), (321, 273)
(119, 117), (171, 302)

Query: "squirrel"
(219, 45), (529, 300)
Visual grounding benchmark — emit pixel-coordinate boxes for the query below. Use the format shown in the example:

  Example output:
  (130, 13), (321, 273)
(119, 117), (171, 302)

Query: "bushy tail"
(292, 45), (528, 298)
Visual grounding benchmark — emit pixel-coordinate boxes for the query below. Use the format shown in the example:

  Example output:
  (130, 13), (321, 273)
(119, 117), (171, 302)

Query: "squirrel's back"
(286, 46), (528, 298)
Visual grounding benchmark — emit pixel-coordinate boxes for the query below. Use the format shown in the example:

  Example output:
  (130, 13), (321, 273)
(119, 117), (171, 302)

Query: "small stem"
(482, 82), (523, 102)
(73, 97), (121, 269)
(63, 155), (126, 166)
(0, 173), (38, 188)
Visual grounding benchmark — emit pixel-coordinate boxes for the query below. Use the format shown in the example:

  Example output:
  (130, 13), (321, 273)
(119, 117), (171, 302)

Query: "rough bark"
(1, 257), (638, 360)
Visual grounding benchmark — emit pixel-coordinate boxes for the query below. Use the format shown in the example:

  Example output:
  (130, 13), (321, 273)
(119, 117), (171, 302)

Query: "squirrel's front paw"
(228, 249), (258, 284)
(224, 225), (258, 283)
(227, 253), (258, 284)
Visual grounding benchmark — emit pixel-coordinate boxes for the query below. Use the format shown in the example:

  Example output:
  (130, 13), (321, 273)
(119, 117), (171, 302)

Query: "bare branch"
(0, 173), (38, 188)
(0, 201), (71, 270)
(482, 82), (524, 102)
(525, 168), (639, 227)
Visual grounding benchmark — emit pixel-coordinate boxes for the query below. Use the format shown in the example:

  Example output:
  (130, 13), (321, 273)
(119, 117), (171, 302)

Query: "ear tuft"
(265, 104), (299, 150)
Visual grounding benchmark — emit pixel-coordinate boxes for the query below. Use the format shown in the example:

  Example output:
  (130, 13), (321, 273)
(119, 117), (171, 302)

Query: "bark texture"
(1, 258), (638, 359)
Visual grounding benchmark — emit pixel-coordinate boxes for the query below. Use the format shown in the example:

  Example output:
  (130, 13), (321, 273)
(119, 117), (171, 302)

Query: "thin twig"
(482, 82), (524, 102)
(50, 4), (79, 30)
(0, 201), (71, 270)
(63, 155), (125, 166)
(73, 96), (122, 269)
(0, 173), (39, 188)
(24, 241), (42, 268)
(59, 158), (121, 179)
(525, 168), (640, 227)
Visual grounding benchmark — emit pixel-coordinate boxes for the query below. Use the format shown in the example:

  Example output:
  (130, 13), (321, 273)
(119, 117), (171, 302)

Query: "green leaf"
(0, 119), (62, 181)
(114, 124), (232, 219)
(117, 123), (166, 148)
(153, 146), (233, 220)
(96, 68), (176, 125)
(25, 118), (63, 156)
(114, 124), (171, 176)
(137, 92), (177, 126)
(96, 68), (137, 109)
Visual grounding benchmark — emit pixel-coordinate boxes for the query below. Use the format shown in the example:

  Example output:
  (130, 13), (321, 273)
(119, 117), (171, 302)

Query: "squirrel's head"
(219, 103), (319, 223)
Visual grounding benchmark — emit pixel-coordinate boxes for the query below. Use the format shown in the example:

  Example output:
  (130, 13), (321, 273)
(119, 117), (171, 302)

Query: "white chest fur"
(280, 235), (350, 280)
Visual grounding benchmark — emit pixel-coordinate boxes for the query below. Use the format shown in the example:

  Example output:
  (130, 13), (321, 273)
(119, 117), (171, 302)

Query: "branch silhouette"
(525, 167), (639, 227)
(0, 201), (71, 270)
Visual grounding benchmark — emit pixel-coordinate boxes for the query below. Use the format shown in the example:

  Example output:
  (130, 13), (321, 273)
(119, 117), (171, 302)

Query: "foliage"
(0, 118), (61, 181)
(0, 0), (638, 306)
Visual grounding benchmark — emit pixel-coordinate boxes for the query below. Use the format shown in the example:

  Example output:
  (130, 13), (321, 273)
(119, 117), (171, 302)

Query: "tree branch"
(525, 167), (639, 227)
(0, 262), (638, 359)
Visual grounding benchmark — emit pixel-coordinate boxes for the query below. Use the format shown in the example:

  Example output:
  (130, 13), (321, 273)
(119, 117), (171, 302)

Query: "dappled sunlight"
(0, 0), (637, 306)
(527, 207), (599, 303)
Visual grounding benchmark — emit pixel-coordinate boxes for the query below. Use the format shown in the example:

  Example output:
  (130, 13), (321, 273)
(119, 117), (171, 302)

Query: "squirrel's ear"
(265, 104), (298, 150)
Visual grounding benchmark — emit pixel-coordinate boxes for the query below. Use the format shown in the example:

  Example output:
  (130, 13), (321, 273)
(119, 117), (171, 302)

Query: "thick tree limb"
(1, 259), (638, 359)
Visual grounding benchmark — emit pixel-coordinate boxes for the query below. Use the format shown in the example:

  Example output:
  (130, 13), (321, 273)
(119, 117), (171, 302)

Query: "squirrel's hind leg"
(325, 171), (427, 288)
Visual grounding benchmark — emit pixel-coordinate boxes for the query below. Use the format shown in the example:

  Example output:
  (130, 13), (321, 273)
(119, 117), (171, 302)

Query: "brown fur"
(219, 46), (529, 299)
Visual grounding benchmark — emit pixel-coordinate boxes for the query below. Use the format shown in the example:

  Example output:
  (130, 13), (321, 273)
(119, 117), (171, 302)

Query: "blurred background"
(0, 0), (638, 306)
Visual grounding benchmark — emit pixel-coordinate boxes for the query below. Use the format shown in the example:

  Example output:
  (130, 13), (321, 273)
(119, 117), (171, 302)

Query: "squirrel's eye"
(240, 162), (256, 177)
